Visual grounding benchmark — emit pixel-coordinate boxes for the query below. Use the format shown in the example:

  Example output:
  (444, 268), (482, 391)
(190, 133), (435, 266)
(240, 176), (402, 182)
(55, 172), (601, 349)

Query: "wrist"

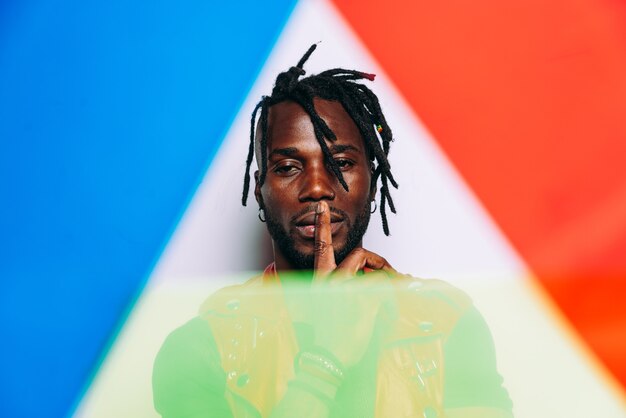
(295, 346), (346, 387)
(288, 370), (339, 408)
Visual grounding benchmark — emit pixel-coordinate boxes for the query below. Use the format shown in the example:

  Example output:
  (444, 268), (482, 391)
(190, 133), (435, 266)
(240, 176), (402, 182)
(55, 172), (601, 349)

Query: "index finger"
(313, 201), (336, 277)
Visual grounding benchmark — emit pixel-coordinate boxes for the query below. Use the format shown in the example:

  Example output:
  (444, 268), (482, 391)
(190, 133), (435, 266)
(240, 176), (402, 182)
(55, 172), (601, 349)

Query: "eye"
(334, 158), (355, 171)
(273, 163), (300, 176)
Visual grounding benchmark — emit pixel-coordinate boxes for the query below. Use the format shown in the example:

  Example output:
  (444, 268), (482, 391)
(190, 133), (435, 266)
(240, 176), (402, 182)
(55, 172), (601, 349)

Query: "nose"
(298, 162), (336, 202)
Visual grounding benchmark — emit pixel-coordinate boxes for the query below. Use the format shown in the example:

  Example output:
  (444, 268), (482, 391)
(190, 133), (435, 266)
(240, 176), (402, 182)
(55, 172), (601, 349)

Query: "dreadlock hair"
(241, 43), (399, 235)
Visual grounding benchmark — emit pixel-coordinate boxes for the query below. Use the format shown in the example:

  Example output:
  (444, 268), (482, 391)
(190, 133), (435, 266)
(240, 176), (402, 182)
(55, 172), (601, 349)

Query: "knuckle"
(315, 240), (329, 254)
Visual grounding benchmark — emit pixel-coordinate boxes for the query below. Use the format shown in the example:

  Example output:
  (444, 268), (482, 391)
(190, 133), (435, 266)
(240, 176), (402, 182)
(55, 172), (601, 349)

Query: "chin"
(294, 235), (348, 253)
(265, 209), (368, 270)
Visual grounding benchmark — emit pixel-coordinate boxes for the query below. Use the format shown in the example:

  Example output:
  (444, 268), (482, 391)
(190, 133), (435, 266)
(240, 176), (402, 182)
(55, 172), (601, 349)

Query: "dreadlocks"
(241, 44), (398, 235)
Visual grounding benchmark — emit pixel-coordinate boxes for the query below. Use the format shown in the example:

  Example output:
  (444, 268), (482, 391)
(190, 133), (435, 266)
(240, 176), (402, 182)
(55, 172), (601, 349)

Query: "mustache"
(289, 204), (349, 224)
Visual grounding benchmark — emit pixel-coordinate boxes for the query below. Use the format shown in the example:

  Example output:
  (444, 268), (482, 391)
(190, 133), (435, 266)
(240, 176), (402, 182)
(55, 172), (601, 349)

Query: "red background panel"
(332, 0), (626, 386)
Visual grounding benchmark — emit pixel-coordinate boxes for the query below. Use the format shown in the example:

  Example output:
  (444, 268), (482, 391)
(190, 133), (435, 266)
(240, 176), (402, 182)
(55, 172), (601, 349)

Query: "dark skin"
(254, 98), (397, 369)
(254, 98), (393, 272)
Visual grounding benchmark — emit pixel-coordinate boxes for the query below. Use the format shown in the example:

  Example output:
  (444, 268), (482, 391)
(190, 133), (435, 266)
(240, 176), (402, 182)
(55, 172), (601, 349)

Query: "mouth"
(294, 221), (344, 239)
(293, 211), (345, 240)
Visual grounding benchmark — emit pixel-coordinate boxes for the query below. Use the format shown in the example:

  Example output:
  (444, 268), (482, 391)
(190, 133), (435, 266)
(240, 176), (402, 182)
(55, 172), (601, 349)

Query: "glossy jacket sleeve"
(152, 317), (233, 418)
(443, 307), (513, 413)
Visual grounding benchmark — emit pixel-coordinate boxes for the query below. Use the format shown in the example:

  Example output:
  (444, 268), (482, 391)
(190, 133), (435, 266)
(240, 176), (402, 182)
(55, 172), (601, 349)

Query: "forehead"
(255, 98), (365, 157)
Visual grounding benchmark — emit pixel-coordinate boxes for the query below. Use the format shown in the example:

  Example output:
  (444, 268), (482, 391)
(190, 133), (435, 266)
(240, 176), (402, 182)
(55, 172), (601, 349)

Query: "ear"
(369, 186), (377, 202)
(254, 170), (264, 208)
(369, 163), (378, 201)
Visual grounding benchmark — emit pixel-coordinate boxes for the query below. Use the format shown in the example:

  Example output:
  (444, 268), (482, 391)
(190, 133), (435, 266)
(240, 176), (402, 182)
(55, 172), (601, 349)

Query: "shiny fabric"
(199, 264), (472, 418)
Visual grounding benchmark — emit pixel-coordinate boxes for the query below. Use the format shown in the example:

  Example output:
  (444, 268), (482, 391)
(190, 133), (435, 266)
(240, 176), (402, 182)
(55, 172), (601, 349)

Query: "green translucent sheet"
(153, 271), (513, 418)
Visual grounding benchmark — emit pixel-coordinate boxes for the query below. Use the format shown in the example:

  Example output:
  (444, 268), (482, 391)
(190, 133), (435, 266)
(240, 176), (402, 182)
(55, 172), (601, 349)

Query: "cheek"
(343, 170), (373, 202)
(262, 178), (289, 200)
(261, 181), (293, 219)
(344, 193), (370, 218)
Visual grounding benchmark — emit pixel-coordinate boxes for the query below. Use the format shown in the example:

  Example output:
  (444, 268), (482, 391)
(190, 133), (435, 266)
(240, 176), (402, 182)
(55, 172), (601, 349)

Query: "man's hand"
(306, 201), (397, 369)
(313, 201), (395, 277)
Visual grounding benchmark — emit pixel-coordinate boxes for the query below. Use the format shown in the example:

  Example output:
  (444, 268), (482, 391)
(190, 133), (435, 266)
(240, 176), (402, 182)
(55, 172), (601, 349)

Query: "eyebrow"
(269, 147), (298, 157)
(269, 144), (360, 158)
(329, 144), (359, 154)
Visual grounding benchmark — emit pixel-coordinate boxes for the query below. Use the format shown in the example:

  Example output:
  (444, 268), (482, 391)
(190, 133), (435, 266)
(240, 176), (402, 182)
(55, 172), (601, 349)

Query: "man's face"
(255, 98), (374, 269)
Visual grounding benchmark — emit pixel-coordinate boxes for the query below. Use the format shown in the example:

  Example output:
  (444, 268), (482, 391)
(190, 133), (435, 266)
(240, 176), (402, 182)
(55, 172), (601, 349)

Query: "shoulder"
(153, 317), (221, 384)
(160, 316), (214, 346)
(152, 317), (230, 417)
(198, 274), (266, 316)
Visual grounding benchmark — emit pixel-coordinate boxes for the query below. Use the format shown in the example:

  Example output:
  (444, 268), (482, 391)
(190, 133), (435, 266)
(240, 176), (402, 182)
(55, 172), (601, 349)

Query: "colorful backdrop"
(1, 1), (625, 417)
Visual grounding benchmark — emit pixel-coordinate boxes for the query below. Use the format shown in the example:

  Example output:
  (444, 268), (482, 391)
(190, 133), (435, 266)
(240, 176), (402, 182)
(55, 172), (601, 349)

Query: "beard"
(264, 201), (372, 270)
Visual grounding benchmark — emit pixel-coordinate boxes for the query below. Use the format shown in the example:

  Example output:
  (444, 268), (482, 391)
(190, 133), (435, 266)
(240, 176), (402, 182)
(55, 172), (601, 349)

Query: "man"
(153, 45), (513, 417)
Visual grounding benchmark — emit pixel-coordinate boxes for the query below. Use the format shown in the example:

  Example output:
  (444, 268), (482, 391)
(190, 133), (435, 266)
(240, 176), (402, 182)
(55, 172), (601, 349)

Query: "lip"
(294, 220), (344, 239)
(294, 211), (344, 227)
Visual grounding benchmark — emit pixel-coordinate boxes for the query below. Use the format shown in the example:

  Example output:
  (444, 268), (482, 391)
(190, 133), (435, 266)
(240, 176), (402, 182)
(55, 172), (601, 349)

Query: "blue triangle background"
(0, 1), (297, 417)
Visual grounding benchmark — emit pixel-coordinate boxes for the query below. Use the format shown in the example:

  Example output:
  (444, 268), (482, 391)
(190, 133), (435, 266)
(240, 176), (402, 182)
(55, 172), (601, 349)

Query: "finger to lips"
(337, 248), (396, 276)
(313, 201), (336, 276)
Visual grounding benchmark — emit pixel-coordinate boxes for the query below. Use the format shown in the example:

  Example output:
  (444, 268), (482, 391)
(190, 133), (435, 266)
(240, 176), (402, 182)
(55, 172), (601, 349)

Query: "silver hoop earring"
(370, 200), (377, 213)
(258, 208), (266, 223)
